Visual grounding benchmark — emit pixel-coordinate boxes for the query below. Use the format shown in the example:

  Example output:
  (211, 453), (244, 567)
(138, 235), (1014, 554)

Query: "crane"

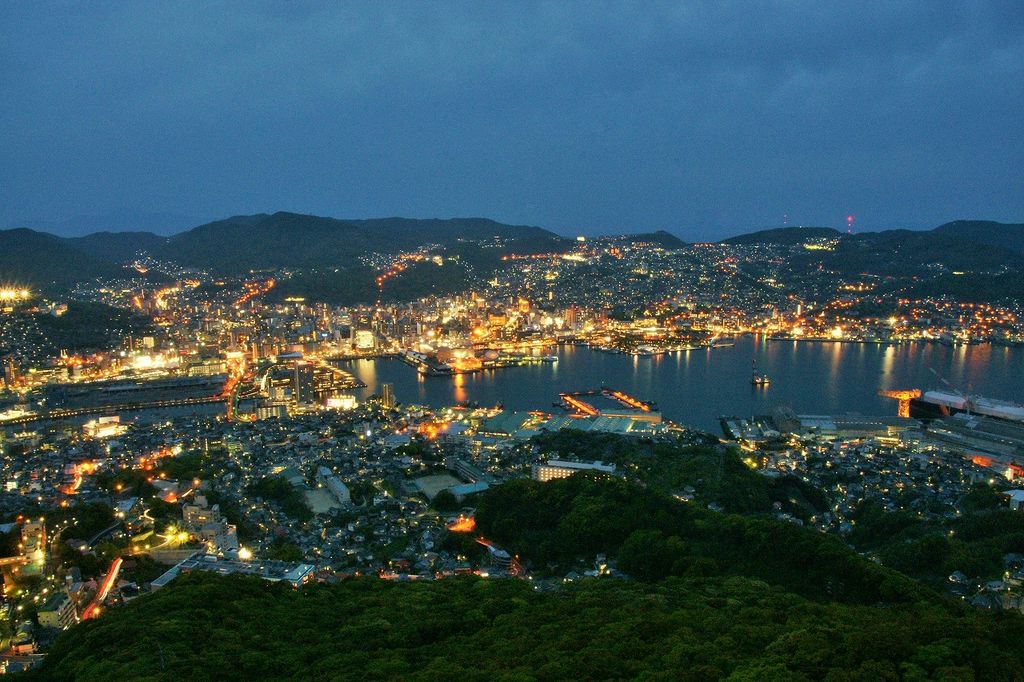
(877, 389), (921, 418)
(929, 367), (973, 414)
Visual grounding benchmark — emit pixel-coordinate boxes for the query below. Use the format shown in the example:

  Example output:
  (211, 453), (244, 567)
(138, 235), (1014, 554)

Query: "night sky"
(2, 2), (1022, 240)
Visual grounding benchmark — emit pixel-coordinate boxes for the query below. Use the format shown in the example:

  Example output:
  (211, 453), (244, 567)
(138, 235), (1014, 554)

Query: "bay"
(340, 337), (1024, 433)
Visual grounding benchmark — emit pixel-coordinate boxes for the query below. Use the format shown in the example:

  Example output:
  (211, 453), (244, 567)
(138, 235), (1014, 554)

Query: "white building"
(531, 460), (616, 482)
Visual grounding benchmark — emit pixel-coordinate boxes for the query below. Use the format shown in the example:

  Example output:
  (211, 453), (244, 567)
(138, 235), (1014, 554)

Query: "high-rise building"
(564, 306), (579, 329)
(21, 518), (46, 573)
(293, 363), (316, 406)
(3, 357), (17, 388)
(381, 383), (396, 409)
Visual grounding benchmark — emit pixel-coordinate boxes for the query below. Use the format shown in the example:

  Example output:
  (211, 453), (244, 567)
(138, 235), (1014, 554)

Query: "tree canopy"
(35, 572), (1024, 681)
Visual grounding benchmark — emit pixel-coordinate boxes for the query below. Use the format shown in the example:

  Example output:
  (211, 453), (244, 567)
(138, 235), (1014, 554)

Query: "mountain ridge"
(1, 214), (1021, 293)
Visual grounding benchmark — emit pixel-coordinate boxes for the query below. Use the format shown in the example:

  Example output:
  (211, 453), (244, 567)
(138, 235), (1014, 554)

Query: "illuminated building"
(354, 329), (376, 350)
(256, 404), (287, 420)
(564, 305), (579, 329)
(3, 357), (17, 387)
(185, 356), (228, 376)
(151, 553), (316, 589)
(325, 395), (357, 410)
(381, 382), (396, 409)
(183, 499), (222, 530)
(317, 466), (351, 505)
(293, 362), (316, 406)
(531, 460), (616, 482)
(83, 416), (126, 439)
(38, 593), (78, 630)
(21, 518), (46, 574)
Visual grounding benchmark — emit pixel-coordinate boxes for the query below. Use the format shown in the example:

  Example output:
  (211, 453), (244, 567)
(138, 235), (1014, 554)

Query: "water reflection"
(453, 373), (466, 404)
(338, 338), (1024, 432)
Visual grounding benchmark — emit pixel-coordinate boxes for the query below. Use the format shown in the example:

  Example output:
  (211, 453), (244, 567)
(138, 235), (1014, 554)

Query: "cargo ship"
(909, 390), (1024, 424)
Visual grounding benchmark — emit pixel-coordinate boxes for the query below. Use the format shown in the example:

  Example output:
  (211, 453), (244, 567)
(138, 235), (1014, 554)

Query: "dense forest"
(532, 431), (827, 518)
(34, 572), (1024, 681)
(475, 473), (925, 606)
(849, 495), (1024, 588)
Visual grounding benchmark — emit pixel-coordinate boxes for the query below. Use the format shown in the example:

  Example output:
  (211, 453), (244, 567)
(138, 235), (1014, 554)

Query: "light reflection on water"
(340, 338), (1024, 432)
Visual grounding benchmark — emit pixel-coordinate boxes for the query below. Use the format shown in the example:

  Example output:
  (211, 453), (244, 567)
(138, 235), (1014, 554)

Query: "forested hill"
(0, 213), (569, 293)
(36, 463), (1024, 680)
(723, 226), (841, 245)
(723, 220), (1024, 252)
(931, 220), (1024, 254)
(727, 220), (1024, 276)
(0, 228), (128, 291)
(156, 212), (567, 271)
(35, 573), (1024, 681)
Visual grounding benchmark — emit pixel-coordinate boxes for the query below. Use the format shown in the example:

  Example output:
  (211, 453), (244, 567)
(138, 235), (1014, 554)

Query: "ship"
(909, 390), (1024, 424)
(751, 360), (770, 387)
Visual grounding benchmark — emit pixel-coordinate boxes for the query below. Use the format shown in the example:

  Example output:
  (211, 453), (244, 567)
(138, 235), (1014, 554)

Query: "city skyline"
(2, 3), (1024, 677)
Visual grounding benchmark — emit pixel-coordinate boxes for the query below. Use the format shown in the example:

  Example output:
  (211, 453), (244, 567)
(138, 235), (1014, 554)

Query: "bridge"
(0, 394), (229, 426)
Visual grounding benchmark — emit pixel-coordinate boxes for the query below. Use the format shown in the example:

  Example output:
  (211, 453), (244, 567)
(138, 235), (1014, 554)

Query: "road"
(80, 556), (123, 621)
(0, 394), (229, 426)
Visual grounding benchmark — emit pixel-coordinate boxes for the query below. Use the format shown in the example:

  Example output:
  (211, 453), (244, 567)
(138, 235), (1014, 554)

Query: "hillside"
(0, 301), (152, 360)
(474, 472), (926, 605)
(761, 225), (1024, 277)
(614, 230), (687, 248)
(724, 222), (1024, 276)
(35, 572), (1024, 681)
(931, 220), (1024, 254)
(902, 271), (1024, 303)
(723, 226), (841, 245)
(69, 231), (168, 263)
(4, 214), (1021, 298)
(0, 228), (126, 291)
(809, 229), (1024, 276)
(154, 212), (568, 272)
(0, 213), (568, 295)
(31, 433), (1024, 679)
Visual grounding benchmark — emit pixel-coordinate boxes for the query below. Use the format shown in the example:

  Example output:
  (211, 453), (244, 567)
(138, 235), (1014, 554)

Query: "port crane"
(929, 367), (974, 415)
(877, 389), (921, 418)
(879, 368), (973, 419)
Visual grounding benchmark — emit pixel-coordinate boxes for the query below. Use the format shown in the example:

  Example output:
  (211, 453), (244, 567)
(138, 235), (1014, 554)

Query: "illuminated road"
(81, 556), (122, 620)
(0, 394), (229, 425)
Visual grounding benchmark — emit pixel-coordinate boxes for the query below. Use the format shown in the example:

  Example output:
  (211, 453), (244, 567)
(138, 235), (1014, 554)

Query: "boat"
(751, 360), (770, 387)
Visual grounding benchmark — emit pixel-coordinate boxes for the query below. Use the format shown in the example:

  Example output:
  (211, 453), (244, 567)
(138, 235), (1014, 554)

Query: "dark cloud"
(1, 1), (1022, 239)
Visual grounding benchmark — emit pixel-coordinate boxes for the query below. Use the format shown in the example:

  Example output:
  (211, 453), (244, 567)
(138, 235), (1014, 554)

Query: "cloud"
(1, 1), (1022, 239)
